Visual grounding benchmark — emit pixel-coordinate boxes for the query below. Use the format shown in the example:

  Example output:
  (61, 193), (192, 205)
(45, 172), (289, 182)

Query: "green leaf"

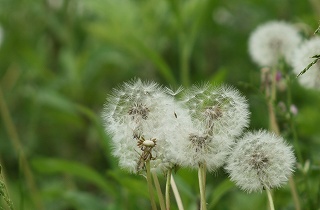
(86, 23), (177, 85)
(106, 170), (149, 198)
(209, 67), (227, 85)
(208, 179), (234, 209)
(32, 158), (116, 197)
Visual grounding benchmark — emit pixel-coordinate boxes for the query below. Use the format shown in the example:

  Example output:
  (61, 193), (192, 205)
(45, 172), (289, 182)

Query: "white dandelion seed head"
(225, 130), (296, 193)
(181, 84), (250, 138)
(249, 21), (302, 67)
(103, 78), (168, 134)
(167, 130), (234, 171)
(165, 84), (249, 172)
(102, 78), (182, 173)
(292, 37), (320, 90)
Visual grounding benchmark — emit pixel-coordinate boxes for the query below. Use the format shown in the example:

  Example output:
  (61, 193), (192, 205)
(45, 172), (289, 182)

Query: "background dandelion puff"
(292, 37), (320, 90)
(248, 21), (302, 67)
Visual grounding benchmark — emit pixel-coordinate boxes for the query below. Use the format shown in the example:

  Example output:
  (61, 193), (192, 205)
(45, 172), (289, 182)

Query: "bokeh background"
(0, 0), (319, 209)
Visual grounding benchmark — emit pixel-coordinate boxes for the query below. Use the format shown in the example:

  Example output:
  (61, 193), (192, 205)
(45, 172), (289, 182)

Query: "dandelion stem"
(198, 163), (207, 210)
(152, 171), (166, 210)
(146, 160), (157, 210)
(266, 188), (275, 210)
(170, 174), (184, 210)
(165, 169), (172, 210)
(264, 66), (301, 210)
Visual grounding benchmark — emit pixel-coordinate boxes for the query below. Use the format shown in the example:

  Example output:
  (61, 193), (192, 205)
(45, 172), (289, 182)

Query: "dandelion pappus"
(164, 86), (184, 119)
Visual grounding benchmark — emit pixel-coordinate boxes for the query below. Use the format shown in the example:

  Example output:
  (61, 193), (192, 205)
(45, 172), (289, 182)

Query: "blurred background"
(0, 0), (319, 209)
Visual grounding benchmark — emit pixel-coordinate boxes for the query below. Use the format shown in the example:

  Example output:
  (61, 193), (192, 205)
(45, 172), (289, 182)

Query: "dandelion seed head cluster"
(249, 21), (302, 67)
(292, 37), (320, 89)
(103, 78), (296, 188)
(226, 130), (295, 193)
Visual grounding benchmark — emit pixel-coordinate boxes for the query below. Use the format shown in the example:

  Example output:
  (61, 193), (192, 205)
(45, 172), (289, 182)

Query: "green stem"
(170, 174), (184, 210)
(198, 163), (207, 210)
(152, 171), (166, 210)
(266, 188), (275, 210)
(289, 177), (301, 210)
(264, 67), (301, 210)
(286, 75), (303, 163)
(202, 163), (206, 189)
(165, 169), (172, 210)
(0, 87), (43, 210)
(146, 160), (157, 210)
(0, 165), (15, 210)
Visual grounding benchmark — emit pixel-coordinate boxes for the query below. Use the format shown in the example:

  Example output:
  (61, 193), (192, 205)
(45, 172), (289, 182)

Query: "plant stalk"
(198, 163), (207, 210)
(0, 87), (43, 210)
(264, 67), (301, 210)
(170, 174), (184, 210)
(152, 171), (166, 210)
(266, 188), (275, 210)
(146, 160), (157, 210)
(165, 169), (172, 210)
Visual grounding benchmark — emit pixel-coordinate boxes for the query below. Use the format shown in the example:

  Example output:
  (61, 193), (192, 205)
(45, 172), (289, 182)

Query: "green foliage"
(0, 0), (319, 209)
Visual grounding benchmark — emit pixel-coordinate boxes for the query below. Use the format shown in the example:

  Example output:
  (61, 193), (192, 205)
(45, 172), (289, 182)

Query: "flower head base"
(103, 79), (177, 173)
(225, 130), (295, 193)
(166, 84), (250, 172)
(249, 21), (302, 67)
(292, 37), (320, 90)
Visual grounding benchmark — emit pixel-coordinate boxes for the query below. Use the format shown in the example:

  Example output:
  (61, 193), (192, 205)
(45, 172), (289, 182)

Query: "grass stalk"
(285, 75), (303, 163)
(289, 176), (301, 210)
(0, 87), (43, 210)
(0, 164), (15, 210)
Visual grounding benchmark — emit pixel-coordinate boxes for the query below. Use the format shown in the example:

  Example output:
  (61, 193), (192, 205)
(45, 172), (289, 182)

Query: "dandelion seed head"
(292, 37), (320, 89)
(167, 128), (233, 171)
(102, 78), (187, 173)
(225, 130), (296, 193)
(181, 84), (250, 138)
(249, 21), (302, 66)
(166, 84), (249, 171)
